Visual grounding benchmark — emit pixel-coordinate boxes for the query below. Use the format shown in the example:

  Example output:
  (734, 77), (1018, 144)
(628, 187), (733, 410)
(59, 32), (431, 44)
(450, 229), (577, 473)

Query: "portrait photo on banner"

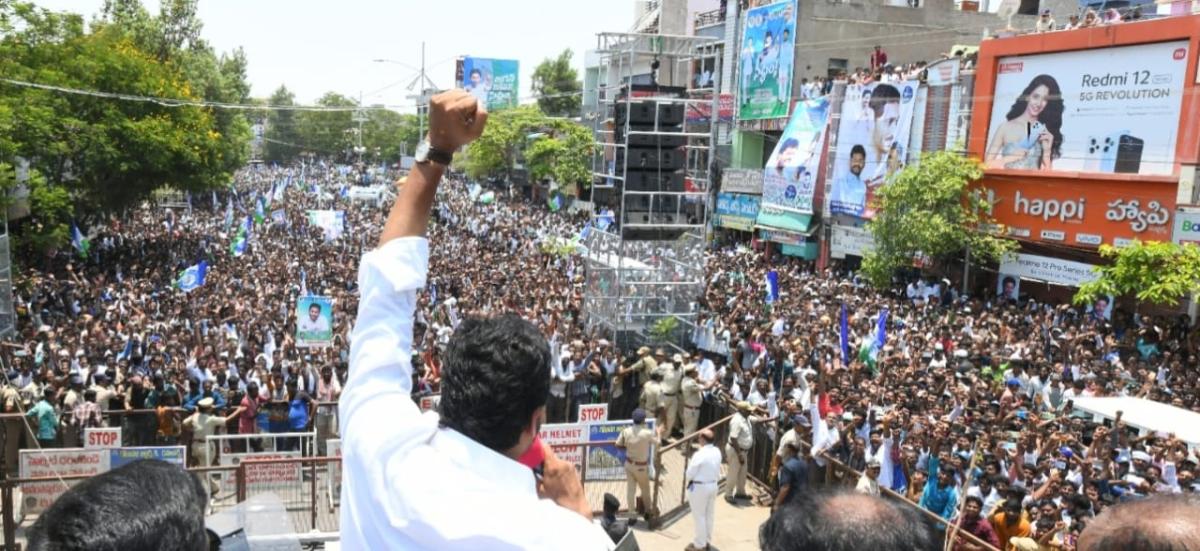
(758, 97), (830, 230)
(829, 81), (918, 219)
(737, 0), (796, 121)
(296, 295), (334, 348)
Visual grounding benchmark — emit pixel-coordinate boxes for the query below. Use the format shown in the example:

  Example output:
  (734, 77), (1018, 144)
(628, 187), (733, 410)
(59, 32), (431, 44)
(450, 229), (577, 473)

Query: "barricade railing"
(651, 399), (735, 528)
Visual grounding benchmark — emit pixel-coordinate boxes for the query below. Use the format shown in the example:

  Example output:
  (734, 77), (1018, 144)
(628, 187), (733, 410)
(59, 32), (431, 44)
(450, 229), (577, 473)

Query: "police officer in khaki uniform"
(725, 401), (755, 503)
(616, 408), (657, 518)
(680, 364), (703, 438)
(616, 347), (657, 417)
(658, 353), (683, 441)
(639, 371), (665, 439)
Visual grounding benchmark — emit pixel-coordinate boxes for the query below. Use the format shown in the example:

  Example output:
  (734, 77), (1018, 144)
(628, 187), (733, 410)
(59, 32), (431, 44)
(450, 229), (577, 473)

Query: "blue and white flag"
(224, 196), (233, 230)
(429, 283), (437, 305)
(596, 209), (615, 231)
(765, 270), (780, 304)
(339, 185), (349, 199)
(177, 261), (208, 292)
(70, 223), (90, 259)
(870, 307), (889, 360)
(579, 221), (592, 241)
(839, 303), (850, 366)
(299, 268), (307, 296)
(271, 209), (286, 225)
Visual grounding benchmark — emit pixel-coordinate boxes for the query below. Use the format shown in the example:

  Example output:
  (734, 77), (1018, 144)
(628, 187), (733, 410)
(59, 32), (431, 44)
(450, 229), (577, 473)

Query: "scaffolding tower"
(582, 32), (721, 351)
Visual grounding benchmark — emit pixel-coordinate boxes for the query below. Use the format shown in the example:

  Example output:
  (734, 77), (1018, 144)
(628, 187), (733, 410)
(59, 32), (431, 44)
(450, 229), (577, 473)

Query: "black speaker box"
(624, 170), (685, 192)
(618, 147), (685, 172)
(616, 102), (684, 126)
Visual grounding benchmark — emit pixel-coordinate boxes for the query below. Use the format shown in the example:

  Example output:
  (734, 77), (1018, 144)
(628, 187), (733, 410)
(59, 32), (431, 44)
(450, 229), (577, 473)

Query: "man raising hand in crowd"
(338, 90), (613, 550)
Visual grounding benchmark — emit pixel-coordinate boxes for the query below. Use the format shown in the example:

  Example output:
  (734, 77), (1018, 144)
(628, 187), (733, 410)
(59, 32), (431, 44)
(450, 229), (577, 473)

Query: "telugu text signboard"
(716, 193), (762, 231)
(585, 419), (657, 481)
(722, 168), (764, 195)
(458, 57), (519, 111)
(109, 446), (185, 470)
(19, 449), (108, 514)
(983, 41), (1190, 176)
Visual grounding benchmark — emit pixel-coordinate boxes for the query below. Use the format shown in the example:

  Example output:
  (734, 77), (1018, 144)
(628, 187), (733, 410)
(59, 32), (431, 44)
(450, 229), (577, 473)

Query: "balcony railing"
(694, 8), (726, 29)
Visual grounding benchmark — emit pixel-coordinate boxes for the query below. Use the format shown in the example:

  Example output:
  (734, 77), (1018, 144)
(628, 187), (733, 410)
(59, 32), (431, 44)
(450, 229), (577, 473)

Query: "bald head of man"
(1077, 494), (1200, 551)
(759, 489), (939, 551)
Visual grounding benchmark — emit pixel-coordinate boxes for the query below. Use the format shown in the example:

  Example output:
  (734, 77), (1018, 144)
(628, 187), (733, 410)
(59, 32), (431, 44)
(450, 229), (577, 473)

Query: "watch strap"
(425, 144), (453, 166)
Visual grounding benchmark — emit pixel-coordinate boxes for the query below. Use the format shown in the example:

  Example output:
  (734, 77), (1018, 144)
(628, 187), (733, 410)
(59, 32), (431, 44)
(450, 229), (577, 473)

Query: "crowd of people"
(4, 142), (1200, 549)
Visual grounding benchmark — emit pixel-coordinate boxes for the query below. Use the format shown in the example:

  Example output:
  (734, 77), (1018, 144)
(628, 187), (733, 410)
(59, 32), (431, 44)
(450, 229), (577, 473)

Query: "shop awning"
(754, 213), (814, 236)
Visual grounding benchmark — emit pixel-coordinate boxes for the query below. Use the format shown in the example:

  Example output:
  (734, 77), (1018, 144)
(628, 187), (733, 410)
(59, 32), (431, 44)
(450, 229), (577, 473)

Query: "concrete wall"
(789, 0), (1064, 80)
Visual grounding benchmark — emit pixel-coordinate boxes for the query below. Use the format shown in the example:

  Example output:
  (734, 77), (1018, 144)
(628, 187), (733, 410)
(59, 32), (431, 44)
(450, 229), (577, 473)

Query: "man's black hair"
(26, 460), (208, 551)
(759, 489), (939, 551)
(1079, 494), (1200, 550)
(850, 144), (867, 159)
(964, 494), (984, 509)
(868, 84), (901, 120)
(439, 314), (551, 452)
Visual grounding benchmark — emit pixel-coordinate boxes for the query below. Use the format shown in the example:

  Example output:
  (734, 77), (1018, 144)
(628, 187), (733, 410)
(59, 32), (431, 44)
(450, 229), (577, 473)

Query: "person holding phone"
(338, 90), (613, 550)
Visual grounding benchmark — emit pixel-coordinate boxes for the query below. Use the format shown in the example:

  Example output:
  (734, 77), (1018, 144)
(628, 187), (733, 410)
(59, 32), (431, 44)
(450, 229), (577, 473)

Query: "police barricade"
(206, 431), (316, 507)
(650, 398), (735, 529)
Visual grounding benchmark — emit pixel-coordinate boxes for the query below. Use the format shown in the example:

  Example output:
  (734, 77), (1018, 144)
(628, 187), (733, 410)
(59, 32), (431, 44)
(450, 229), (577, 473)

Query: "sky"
(33, 0), (639, 112)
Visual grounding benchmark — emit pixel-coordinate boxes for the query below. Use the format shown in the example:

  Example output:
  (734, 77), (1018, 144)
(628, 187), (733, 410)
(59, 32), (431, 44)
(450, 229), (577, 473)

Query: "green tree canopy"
(1074, 241), (1200, 307)
(861, 152), (1016, 288)
(531, 49), (581, 118)
(465, 106), (593, 192)
(0, 0), (251, 251)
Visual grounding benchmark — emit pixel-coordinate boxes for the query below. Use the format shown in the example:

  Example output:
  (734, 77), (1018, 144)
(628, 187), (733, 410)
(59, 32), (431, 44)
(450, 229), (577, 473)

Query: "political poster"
(458, 57), (520, 111)
(757, 97), (829, 229)
(983, 40), (1189, 176)
(295, 295), (334, 348)
(996, 273), (1021, 302)
(306, 210), (345, 241)
(830, 81), (918, 218)
(737, 0), (796, 120)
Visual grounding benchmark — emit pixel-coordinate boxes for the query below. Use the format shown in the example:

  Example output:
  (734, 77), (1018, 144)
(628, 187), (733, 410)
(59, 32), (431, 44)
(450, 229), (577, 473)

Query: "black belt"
(684, 405), (700, 410)
(663, 393), (677, 397)
(691, 480), (715, 484)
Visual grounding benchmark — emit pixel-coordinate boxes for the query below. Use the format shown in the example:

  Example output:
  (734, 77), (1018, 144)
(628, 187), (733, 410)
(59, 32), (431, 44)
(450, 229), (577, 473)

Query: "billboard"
(457, 57), (519, 111)
(757, 97), (830, 229)
(715, 193), (762, 231)
(737, 0), (796, 120)
(829, 81), (918, 218)
(983, 41), (1189, 176)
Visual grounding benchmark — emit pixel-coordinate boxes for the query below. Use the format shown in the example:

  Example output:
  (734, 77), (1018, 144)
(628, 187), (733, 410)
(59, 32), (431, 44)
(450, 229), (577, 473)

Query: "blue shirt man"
(26, 394), (58, 445)
(920, 455), (960, 521)
(774, 443), (809, 508)
(831, 145), (868, 217)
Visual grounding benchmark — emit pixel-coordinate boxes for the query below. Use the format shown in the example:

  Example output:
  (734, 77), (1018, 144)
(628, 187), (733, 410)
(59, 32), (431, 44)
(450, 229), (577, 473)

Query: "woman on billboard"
(985, 74), (1064, 170)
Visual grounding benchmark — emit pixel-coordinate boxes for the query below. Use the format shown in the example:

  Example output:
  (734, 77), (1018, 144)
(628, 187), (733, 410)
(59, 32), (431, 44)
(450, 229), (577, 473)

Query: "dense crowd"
(5, 159), (1199, 550)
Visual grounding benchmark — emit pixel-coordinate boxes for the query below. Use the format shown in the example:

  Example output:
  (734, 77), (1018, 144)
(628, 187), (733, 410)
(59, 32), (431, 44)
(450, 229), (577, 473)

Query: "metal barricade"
(650, 398), (735, 528)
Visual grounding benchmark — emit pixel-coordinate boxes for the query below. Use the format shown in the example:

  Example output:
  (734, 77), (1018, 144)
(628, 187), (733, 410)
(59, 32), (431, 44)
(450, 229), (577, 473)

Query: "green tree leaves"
(464, 106), (593, 192)
(861, 152), (1016, 288)
(1074, 241), (1200, 307)
(531, 49), (581, 118)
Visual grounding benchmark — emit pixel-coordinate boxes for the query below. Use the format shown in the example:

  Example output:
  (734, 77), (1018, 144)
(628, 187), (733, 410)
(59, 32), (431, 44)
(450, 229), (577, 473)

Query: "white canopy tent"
(1072, 396), (1200, 449)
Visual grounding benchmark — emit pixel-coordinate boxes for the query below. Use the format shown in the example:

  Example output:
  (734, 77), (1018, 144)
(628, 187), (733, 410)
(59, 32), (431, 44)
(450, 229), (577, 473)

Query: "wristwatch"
(414, 140), (453, 166)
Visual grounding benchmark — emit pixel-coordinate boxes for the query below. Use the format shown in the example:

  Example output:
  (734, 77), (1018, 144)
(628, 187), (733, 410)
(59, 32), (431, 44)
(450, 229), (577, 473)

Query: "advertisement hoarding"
(997, 252), (1099, 288)
(983, 41), (1190, 176)
(829, 225), (875, 259)
(737, 1), (796, 120)
(584, 419), (657, 481)
(457, 57), (519, 111)
(539, 423), (587, 473)
(974, 178), (1174, 246)
(715, 193), (762, 231)
(1173, 209), (1200, 245)
(721, 168), (764, 194)
(686, 94), (735, 124)
(757, 97), (829, 229)
(829, 81), (919, 218)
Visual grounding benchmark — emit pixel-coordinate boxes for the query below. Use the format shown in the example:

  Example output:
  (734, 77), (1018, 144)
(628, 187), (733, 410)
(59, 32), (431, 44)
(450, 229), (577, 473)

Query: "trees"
(465, 106), (594, 192)
(1073, 241), (1200, 307)
(861, 152), (1016, 288)
(263, 86), (300, 163)
(0, 0), (251, 251)
(531, 49), (582, 118)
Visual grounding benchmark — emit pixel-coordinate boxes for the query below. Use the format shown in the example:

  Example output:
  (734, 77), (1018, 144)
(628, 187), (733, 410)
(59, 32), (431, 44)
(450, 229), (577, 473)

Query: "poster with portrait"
(829, 81), (918, 218)
(983, 41), (1189, 176)
(996, 273), (1021, 302)
(757, 98), (830, 228)
(737, 0), (796, 120)
(457, 57), (519, 111)
(1086, 295), (1114, 321)
(296, 295), (334, 348)
(306, 210), (345, 241)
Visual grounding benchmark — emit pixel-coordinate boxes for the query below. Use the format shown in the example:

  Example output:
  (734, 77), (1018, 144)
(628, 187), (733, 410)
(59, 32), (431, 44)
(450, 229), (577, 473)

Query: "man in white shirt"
(297, 303), (330, 335)
(339, 90), (613, 551)
(685, 429), (722, 551)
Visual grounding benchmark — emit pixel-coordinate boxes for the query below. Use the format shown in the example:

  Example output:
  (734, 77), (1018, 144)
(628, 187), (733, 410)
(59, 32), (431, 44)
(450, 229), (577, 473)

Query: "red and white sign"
(19, 449), (109, 514)
(84, 427), (122, 449)
(577, 403), (609, 423)
(539, 423), (586, 472)
(419, 395), (440, 413)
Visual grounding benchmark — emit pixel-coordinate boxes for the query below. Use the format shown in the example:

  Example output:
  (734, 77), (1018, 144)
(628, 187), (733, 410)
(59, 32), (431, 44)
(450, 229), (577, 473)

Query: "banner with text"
(984, 41), (1190, 176)
(830, 81), (918, 218)
(458, 57), (519, 111)
(715, 193), (762, 231)
(757, 97), (829, 231)
(997, 252), (1099, 288)
(737, 0), (796, 120)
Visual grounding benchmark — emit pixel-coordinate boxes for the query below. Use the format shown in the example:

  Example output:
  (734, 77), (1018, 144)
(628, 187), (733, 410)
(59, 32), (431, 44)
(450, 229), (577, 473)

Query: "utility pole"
(405, 42), (439, 142)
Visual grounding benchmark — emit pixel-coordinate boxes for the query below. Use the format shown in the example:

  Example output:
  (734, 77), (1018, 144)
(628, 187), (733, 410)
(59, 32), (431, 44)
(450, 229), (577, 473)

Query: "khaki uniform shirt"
(616, 424), (655, 463)
(640, 380), (664, 414)
(729, 412), (754, 451)
(659, 363), (682, 395)
(681, 377), (703, 408)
